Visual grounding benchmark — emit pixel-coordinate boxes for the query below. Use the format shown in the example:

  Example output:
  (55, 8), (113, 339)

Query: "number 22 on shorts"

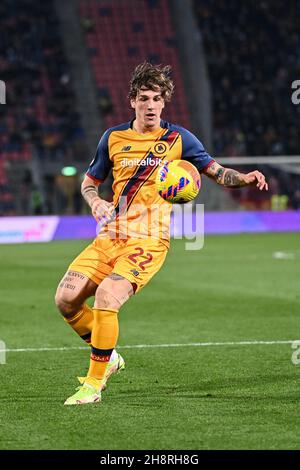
(128, 247), (153, 271)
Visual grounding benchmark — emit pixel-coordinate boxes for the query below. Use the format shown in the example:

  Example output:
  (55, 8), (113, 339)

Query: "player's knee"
(94, 276), (133, 310)
(94, 287), (121, 310)
(54, 290), (79, 318)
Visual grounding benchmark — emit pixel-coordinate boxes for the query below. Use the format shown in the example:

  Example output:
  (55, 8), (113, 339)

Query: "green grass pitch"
(0, 233), (300, 450)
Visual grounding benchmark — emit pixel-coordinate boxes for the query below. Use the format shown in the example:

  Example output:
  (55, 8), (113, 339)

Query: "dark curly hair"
(129, 62), (174, 102)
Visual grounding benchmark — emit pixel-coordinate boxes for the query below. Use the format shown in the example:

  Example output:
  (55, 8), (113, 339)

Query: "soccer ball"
(156, 160), (201, 203)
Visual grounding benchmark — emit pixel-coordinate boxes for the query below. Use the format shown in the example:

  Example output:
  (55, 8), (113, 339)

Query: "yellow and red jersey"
(87, 120), (214, 245)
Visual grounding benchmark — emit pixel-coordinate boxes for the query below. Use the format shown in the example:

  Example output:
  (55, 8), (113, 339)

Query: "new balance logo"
(121, 146), (132, 152)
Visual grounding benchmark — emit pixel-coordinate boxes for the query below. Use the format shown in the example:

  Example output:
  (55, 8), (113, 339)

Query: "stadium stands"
(0, 0), (86, 214)
(79, 0), (190, 129)
(1, 0), (298, 215)
(194, 0), (300, 156)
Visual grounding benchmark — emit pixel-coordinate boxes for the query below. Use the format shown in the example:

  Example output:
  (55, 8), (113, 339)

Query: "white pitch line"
(0, 339), (298, 353)
(273, 251), (296, 260)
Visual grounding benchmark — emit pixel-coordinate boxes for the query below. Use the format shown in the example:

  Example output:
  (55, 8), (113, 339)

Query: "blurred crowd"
(194, 0), (300, 157)
(0, 0), (299, 215)
(0, 0), (86, 214)
(0, 0), (85, 161)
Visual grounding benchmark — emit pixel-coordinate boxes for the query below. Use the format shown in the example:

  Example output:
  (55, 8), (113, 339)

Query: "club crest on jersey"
(152, 141), (169, 156)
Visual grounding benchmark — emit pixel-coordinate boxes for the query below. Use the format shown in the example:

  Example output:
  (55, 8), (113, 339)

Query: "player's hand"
(91, 197), (115, 224)
(243, 171), (269, 191)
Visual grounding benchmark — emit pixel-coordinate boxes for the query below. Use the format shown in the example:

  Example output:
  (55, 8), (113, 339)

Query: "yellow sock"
(85, 308), (119, 390)
(64, 304), (93, 344)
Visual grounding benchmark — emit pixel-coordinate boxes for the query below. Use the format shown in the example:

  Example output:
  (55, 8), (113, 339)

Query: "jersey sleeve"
(180, 127), (214, 172)
(86, 130), (112, 183)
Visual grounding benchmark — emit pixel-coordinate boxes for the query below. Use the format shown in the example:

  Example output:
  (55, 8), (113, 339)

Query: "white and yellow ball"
(156, 160), (201, 204)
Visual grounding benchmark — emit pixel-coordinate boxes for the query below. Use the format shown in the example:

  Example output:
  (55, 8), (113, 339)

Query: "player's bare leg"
(55, 270), (97, 344)
(64, 273), (133, 405)
(94, 273), (134, 310)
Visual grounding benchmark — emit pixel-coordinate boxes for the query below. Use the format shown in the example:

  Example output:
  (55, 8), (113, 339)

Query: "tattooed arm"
(203, 162), (268, 191)
(81, 175), (114, 222)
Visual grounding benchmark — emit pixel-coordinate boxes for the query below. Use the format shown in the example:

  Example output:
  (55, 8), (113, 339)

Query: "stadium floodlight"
(61, 166), (78, 176)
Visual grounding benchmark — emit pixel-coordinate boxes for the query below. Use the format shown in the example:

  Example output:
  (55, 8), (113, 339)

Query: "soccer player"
(55, 62), (268, 405)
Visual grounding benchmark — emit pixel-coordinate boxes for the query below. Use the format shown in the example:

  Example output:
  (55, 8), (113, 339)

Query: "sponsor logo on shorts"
(130, 269), (140, 277)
